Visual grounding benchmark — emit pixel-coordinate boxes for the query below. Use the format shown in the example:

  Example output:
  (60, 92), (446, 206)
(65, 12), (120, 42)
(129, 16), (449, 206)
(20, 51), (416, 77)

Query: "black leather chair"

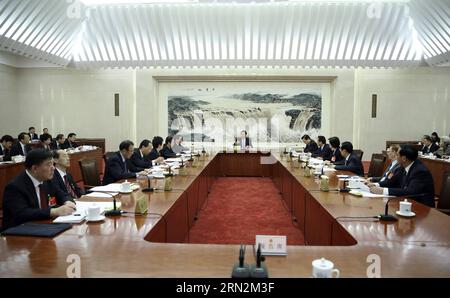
(79, 158), (101, 189)
(353, 149), (364, 161)
(367, 154), (387, 178)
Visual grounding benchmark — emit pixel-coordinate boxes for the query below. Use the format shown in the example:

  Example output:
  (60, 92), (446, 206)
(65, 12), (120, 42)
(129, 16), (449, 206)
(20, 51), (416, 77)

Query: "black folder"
(1, 223), (72, 237)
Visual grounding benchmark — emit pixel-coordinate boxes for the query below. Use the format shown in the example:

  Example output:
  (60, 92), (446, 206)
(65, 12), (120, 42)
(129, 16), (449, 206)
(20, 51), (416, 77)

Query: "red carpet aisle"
(187, 177), (305, 245)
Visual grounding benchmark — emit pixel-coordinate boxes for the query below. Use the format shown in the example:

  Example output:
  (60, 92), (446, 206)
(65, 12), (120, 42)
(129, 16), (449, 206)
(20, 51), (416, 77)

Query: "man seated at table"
(51, 150), (85, 199)
(328, 136), (344, 164)
(312, 136), (332, 160)
(62, 133), (78, 149)
(421, 135), (439, 154)
(2, 149), (76, 230)
(28, 126), (39, 141)
(102, 140), (147, 185)
(130, 139), (153, 169)
(367, 144), (404, 188)
(38, 133), (52, 151)
(334, 141), (364, 176)
(160, 136), (178, 159)
(147, 136), (165, 164)
(370, 145), (435, 207)
(0, 134), (14, 161)
(10, 132), (31, 157)
(233, 130), (253, 150)
(301, 134), (318, 153)
(51, 134), (65, 150)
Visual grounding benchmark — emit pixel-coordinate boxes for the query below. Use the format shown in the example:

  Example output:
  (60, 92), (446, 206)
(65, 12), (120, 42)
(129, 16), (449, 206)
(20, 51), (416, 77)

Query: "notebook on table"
(1, 223), (72, 237)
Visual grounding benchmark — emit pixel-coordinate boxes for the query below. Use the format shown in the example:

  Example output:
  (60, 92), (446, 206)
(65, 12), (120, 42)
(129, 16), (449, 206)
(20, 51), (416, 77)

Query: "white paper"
(74, 201), (121, 215)
(349, 190), (394, 198)
(90, 183), (139, 192)
(83, 192), (118, 198)
(53, 214), (86, 223)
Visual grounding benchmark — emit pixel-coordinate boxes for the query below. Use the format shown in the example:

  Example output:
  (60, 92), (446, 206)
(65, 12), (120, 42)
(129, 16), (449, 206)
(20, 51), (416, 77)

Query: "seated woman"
(160, 136), (178, 159)
(172, 136), (189, 154)
(233, 130), (252, 150)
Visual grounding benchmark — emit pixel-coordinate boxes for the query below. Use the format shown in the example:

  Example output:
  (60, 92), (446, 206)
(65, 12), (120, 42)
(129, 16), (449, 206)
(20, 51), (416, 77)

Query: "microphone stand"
(142, 174), (154, 193)
(104, 192), (122, 216)
(379, 197), (398, 221)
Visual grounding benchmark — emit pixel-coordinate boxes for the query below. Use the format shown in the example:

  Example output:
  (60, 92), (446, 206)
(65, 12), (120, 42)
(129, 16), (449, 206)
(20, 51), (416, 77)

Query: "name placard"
(255, 235), (287, 256)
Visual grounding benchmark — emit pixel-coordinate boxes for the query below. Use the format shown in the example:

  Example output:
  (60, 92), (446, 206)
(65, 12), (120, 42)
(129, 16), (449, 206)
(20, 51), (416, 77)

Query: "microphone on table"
(231, 244), (250, 278)
(378, 197), (398, 221)
(104, 192), (122, 216)
(249, 243), (268, 278)
(142, 174), (154, 193)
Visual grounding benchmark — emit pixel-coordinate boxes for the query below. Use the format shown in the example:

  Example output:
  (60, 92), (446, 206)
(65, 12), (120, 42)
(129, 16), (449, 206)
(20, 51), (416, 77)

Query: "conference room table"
(1, 150), (449, 277)
(0, 148), (103, 209)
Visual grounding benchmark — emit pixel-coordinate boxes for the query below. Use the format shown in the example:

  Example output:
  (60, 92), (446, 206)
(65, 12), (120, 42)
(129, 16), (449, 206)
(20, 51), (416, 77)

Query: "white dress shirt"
(25, 170), (43, 208)
(20, 142), (27, 156)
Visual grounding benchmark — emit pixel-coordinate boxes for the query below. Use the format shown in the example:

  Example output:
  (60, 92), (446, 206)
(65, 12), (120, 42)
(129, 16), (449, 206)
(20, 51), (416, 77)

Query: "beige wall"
(1, 63), (449, 158)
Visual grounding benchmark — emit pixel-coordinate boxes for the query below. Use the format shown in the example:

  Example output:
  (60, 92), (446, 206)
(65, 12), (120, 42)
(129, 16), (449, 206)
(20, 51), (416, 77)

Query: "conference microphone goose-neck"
(379, 197), (398, 221)
(103, 192), (122, 216)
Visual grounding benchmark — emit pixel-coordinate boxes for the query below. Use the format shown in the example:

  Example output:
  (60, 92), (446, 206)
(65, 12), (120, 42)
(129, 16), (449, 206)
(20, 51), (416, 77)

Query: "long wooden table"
(0, 148), (103, 209)
(1, 151), (449, 277)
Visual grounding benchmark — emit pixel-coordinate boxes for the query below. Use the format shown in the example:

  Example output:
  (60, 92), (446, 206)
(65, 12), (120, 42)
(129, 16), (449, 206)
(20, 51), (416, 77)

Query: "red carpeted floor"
(186, 177), (305, 245)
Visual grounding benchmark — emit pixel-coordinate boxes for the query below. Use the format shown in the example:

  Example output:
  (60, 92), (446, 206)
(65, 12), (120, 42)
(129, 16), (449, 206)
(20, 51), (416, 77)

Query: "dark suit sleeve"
(335, 156), (364, 176)
(388, 170), (430, 197)
(3, 184), (51, 226)
(109, 159), (137, 181)
(126, 159), (144, 173)
(130, 152), (152, 169)
(379, 167), (404, 188)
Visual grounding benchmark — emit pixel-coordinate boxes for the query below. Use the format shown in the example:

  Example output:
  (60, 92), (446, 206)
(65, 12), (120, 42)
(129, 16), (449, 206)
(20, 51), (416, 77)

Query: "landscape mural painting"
(168, 84), (322, 146)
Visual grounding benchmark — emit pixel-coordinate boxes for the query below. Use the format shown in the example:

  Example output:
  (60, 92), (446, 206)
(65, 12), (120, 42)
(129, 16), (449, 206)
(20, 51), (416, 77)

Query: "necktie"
(23, 145), (27, 156)
(124, 160), (128, 173)
(64, 175), (77, 198)
(38, 184), (48, 208)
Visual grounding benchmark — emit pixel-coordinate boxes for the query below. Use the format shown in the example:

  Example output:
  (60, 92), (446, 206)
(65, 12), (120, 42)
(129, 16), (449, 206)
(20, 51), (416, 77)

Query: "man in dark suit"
(0, 135), (14, 161)
(2, 149), (76, 230)
(160, 136), (177, 159)
(50, 134), (65, 150)
(28, 127), (39, 140)
(301, 134), (318, 153)
(421, 135), (439, 154)
(147, 136), (165, 164)
(130, 139), (153, 169)
(328, 136), (344, 164)
(51, 150), (85, 199)
(312, 136), (332, 160)
(367, 144), (404, 188)
(10, 132), (31, 157)
(233, 130), (253, 150)
(370, 145), (435, 207)
(62, 133), (78, 149)
(38, 133), (52, 151)
(334, 141), (364, 176)
(103, 140), (147, 185)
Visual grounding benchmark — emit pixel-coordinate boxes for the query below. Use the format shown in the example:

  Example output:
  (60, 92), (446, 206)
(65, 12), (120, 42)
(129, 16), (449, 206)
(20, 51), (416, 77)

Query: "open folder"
(1, 223), (72, 237)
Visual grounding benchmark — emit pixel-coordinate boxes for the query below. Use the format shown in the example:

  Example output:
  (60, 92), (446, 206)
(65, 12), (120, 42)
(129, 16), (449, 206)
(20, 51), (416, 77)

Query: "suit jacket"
(331, 148), (344, 164)
(372, 161), (404, 188)
(51, 170), (85, 199)
(50, 140), (64, 150)
(312, 144), (333, 160)
(233, 137), (252, 149)
(35, 142), (51, 151)
(102, 152), (138, 185)
(0, 145), (11, 161)
(422, 143), (439, 154)
(160, 145), (177, 159)
(388, 160), (435, 207)
(130, 148), (153, 169)
(2, 171), (72, 230)
(304, 140), (318, 154)
(28, 133), (39, 140)
(146, 149), (160, 162)
(10, 142), (31, 156)
(335, 153), (365, 176)
(61, 139), (78, 149)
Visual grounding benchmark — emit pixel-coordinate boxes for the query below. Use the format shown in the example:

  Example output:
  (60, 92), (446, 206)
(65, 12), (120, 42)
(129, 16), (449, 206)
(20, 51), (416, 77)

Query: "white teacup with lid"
(312, 257), (340, 278)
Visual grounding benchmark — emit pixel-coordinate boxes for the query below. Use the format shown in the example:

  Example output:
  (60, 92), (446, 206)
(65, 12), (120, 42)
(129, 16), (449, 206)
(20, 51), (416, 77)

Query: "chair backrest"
(79, 158), (101, 188)
(437, 171), (450, 210)
(367, 154), (387, 178)
(103, 151), (116, 164)
(353, 149), (364, 161)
